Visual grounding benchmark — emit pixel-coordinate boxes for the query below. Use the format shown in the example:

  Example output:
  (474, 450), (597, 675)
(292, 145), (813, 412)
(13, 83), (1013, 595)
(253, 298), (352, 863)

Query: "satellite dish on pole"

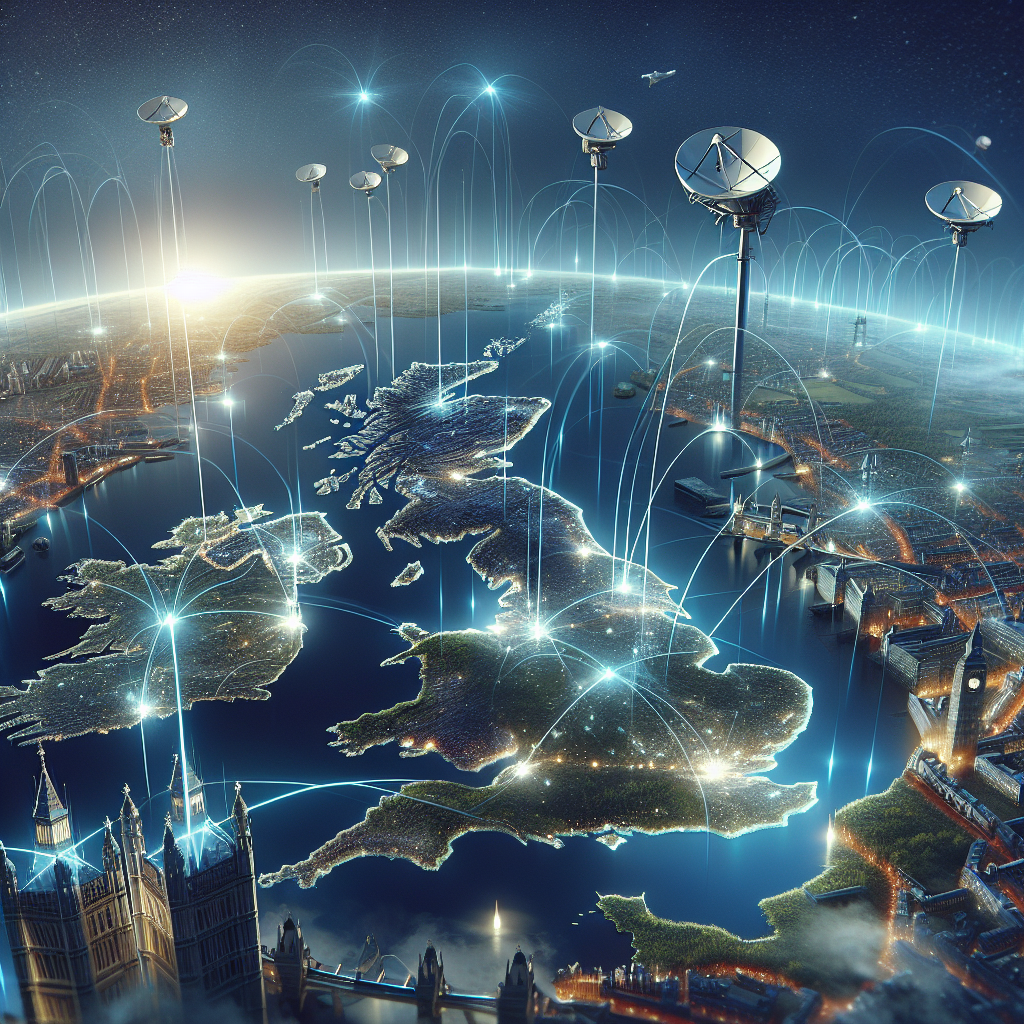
(370, 145), (409, 173)
(137, 95), (187, 147)
(925, 180), (1001, 246)
(350, 171), (382, 194)
(674, 127), (781, 430)
(296, 164), (327, 192)
(572, 106), (632, 170)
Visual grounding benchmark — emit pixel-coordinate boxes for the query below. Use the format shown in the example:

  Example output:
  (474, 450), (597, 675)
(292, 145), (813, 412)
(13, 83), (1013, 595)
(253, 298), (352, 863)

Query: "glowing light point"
(703, 760), (726, 779)
(531, 622), (547, 640)
(90, 327), (105, 336)
(163, 614), (177, 628)
(515, 763), (530, 777)
(597, 340), (608, 349)
(916, 323), (924, 332)
(577, 546), (591, 557)
(138, 702), (151, 718)
(223, 396), (234, 408)
(856, 499), (871, 511)
(755, 459), (762, 469)
(954, 481), (966, 493)
(617, 580), (630, 593)
(706, 359), (716, 367)
(359, 92), (369, 102)
(286, 613), (302, 630)
(287, 552), (303, 565)
(601, 668), (613, 681)
(493, 901), (501, 932)
(485, 84), (496, 95)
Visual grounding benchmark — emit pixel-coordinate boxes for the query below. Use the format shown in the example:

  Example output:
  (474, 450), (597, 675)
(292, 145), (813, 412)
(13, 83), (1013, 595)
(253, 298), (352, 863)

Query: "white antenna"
(370, 147), (409, 375)
(572, 106), (633, 508)
(137, 95), (187, 147)
(924, 180), (1001, 247)
(349, 171), (382, 194)
(370, 145), (409, 173)
(572, 106), (633, 171)
(675, 126), (781, 429)
(296, 163), (327, 192)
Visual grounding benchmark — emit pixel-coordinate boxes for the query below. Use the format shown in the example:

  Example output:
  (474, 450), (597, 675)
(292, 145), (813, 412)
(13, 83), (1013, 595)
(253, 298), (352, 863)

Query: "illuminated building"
(943, 624), (988, 770)
(497, 947), (537, 1024)
(0, 754), (266, 1024)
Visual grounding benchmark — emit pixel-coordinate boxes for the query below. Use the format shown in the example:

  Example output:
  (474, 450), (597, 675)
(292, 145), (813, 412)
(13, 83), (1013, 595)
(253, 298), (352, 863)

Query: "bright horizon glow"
(166, 269), (230, 303)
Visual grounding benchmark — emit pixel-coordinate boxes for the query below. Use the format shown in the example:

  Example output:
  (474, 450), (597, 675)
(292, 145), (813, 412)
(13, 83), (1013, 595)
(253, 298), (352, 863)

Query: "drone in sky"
(641, 69), (676, 87)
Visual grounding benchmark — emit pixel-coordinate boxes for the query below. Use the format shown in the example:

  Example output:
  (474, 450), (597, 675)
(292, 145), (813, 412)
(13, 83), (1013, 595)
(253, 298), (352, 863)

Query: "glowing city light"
(223, 397), (234, 408)
(90, 326), (105, 336)
(286, 613), (302, 630)
(954, 481), (966, 493)
(597, 341), (608, 348)
(485, 84), (496, 95)
(916, 323), (924, 331)
(139, 702), (151, 718)
(578, 546), (591, 557)
(601, 668), (614, 681)
(856, 499), (871, 511)
(531, 622), (547, 640)
(755, 459), (763, 469)
(703, 760), (726, 779)
(706, 359), (716, 366)
(617, 580), (630, 593)
(163, 614), (177, 628)
(515, 763), (531, 777)
(287, 552), (303, 565)
(359, 91), (370, 102)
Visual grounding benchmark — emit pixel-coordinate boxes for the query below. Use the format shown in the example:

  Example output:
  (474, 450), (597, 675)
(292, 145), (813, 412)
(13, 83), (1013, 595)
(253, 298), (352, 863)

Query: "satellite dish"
(137, 95), (187, 147)
(975, 135), (992, 151)
(673, 126), (783, 431)
(572, 106), (632, 169)
(296, 164), (327, 192)
(350, 171), (382, 194)
(925, 180), (1001, 245)
(370, 145), (409, 173)
(675, 127), (780, 220)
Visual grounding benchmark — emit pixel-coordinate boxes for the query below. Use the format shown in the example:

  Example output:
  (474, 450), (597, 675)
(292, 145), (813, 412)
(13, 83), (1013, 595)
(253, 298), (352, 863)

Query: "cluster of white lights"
(287, 552), (303, 565)
(531, 622), (547, 640)
(163, 614), (177, 628)
(856, 499), (871, 511)
(954, 481), (967, 493)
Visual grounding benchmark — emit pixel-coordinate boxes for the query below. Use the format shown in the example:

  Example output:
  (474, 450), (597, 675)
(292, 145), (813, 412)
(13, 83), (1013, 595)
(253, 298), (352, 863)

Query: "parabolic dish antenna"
(370, 145), (409, 172)
(137, 95), (187, 147)
(675, 127), (780, 204)
(350, 171), (382, 193)
(296, 164), (327, 191)
(925, 180), (1001, 245)
(572, 106), (632, 169)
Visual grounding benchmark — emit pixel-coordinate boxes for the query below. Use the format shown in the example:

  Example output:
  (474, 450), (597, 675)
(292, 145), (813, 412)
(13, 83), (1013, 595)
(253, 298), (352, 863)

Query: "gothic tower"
(497, 947), (536, 1024)
(118, 786), (180, 1003)
(164, 777), (266, 1023)
(943, 623), (987, 772)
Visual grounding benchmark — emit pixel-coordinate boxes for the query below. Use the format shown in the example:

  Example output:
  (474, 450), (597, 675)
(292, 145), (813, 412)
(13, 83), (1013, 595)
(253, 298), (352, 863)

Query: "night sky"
(1, 0), (1021, 280)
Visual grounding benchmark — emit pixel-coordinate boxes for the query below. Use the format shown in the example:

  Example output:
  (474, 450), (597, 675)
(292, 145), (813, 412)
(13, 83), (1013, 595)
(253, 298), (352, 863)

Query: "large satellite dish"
(675, 127), (780, 221)
(925, 180), (1001, 244)
(137, 95), (187, 147)
(371, 145), (409, 173)
(672, 126), (783, 431)
(296, 164), (327, 192)
(572, 106), (632, 169)
(350, 171), (382, 194)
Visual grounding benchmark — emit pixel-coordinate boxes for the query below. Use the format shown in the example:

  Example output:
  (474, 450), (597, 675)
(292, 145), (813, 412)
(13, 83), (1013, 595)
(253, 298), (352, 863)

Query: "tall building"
(0, 753), (266, 1024)
(163, 772), (266, 1023)
(497, 947), (537, 1024)
(943, 624), (988, 772)
(60, 453), (79, 489)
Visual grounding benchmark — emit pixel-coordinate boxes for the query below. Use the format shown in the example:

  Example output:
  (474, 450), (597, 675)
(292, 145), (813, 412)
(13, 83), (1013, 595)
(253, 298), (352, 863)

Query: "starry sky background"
(0, 0), (1021, 287)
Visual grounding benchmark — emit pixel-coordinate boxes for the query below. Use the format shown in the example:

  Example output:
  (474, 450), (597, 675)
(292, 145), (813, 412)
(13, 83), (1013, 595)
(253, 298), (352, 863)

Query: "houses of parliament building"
(0, 750), (266, 1024)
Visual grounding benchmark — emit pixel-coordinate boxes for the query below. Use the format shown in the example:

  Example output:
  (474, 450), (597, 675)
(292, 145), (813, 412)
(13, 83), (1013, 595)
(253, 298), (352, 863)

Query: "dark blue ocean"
(0, 282), (916, 1013)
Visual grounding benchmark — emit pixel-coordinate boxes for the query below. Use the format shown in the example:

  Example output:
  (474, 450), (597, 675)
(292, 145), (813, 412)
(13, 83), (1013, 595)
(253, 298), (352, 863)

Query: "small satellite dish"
(925, 180), (1001, 245)
(350, 171), (382, 194)
(370, 145), (409, 173)
(975, 135), (992, 151)
(676, 127), (780, 201)
(296, 164), (327, 192)
(572, 106), (632, 169)
(137, 95), (187, 147)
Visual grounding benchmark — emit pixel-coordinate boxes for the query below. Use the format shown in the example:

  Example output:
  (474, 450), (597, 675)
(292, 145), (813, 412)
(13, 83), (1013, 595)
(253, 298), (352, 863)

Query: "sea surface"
(0, 283), (917, 1014)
